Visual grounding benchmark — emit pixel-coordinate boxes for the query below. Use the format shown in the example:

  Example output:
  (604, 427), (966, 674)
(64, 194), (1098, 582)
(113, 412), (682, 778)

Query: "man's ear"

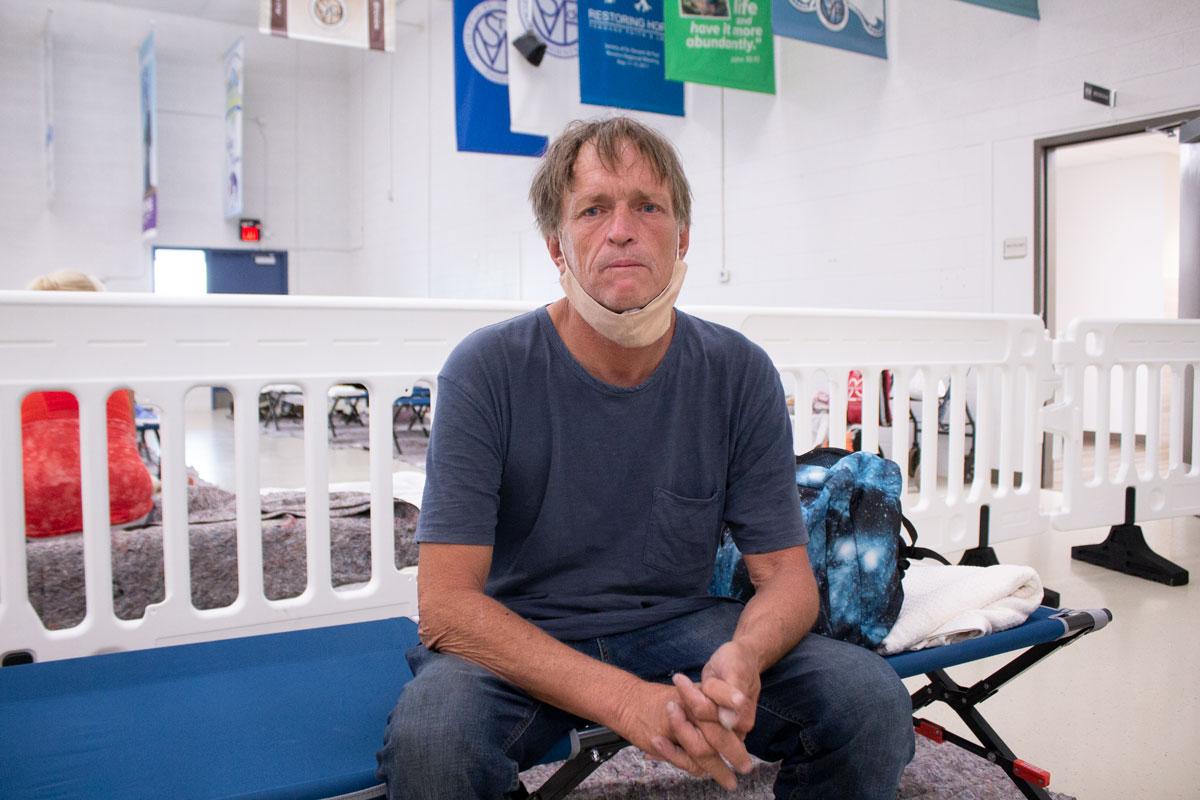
(677, 225), (691, 261)
(547, 234), (568, 274)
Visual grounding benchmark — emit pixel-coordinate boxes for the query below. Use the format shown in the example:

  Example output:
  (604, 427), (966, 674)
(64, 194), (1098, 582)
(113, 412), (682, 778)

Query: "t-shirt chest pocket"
(643, 487), (723, 578)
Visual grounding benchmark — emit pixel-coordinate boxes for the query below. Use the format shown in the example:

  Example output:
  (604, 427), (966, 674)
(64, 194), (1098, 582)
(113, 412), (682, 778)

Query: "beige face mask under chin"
(559, 257), (688, 349)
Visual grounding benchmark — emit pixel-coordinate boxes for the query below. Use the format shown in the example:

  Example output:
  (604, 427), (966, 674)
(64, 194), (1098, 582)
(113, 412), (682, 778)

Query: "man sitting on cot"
(376, 117), (914, 799)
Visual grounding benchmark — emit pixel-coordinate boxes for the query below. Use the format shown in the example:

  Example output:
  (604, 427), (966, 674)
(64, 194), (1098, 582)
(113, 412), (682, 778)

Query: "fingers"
(700, 675), (757, 734)
(676, 671), (756, 736)
(665, 701), (739, 790)
(666, 695), (753, 776)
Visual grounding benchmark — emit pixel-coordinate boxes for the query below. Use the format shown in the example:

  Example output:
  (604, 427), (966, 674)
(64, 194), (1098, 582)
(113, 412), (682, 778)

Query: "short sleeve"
(722, 348), (807, 554)
(415, 371), (505, 546)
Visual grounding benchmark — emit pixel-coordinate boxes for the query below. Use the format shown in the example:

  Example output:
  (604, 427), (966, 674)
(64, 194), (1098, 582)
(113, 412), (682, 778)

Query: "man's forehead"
(569, 140), (668, 195)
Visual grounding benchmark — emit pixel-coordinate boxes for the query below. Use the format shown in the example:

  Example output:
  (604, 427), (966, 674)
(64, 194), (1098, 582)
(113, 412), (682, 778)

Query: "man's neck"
(546, 298), (676, 388)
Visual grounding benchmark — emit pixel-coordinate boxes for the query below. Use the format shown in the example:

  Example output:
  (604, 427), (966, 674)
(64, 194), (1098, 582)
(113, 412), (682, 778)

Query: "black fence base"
(1072, 523), (1189, 586)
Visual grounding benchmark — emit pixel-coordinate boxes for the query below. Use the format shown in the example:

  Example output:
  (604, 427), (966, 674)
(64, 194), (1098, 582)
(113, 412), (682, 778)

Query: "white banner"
(224, 39), (244, 219)
(259, 0), (395, 51)
(506, 0), (589, 136)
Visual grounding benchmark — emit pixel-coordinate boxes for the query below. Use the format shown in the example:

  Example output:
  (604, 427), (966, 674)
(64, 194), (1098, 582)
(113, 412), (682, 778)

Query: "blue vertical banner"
(957, 0), (1038, 19)
(454, 0), (547, 156)
(578, 0), (683, 117)
(773, 0), (886, 59)
(138, 32), (158, 237)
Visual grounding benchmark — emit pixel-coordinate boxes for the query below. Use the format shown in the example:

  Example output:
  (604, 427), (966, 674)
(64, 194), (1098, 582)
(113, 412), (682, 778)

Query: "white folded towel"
(879, 561), (1043, 655)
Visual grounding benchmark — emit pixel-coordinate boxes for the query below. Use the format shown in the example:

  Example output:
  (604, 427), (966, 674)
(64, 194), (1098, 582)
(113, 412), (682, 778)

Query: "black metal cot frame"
(516, 608), (1111, 800)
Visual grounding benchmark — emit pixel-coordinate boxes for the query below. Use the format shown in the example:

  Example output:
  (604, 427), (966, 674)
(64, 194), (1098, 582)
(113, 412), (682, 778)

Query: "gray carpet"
(519, 736), (1076, 799)
(25, 484), (420, 630)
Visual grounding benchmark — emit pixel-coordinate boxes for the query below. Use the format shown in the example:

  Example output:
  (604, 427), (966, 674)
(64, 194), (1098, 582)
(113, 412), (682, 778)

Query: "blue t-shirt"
(415, 307), (807, 640)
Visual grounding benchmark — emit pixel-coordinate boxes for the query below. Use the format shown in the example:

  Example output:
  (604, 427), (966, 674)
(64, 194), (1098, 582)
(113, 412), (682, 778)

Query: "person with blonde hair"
(20, 271), (154, 537)
(25, 270), (107, 292)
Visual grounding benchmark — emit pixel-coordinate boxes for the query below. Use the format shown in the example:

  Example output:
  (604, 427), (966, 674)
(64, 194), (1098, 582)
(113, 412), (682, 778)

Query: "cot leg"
(522, 727), (630, 800)
(1071, 487), (1189, 586)
(913, 669), (1051, 800)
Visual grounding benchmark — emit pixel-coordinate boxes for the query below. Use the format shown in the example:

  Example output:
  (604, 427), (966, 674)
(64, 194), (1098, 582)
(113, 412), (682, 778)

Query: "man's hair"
(529, 117), (693, 239)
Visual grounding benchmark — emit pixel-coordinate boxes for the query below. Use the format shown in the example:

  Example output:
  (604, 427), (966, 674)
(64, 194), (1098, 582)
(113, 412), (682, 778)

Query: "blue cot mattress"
(0, 617), (420, 800)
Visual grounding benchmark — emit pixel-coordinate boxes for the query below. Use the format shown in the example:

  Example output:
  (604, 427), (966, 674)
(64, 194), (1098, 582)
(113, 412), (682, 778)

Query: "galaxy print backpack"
(710, 448), (947, 649)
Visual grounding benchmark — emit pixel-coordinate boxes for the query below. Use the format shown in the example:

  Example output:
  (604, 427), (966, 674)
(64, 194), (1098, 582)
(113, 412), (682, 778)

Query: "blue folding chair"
(393, 384), (431, 454)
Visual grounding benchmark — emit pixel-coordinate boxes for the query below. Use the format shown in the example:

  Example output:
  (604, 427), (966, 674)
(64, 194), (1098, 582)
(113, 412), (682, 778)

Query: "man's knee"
(376, 653), (519, 798)
(758, 635), (913, 757)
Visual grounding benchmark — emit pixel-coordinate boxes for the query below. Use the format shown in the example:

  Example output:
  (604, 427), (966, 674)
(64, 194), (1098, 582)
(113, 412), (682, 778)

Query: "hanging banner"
(138, 32), (157, 238)
(259, 0), (395, 52)
(956, 0), (1038, 19)
(455, 0), (547, 155)
(507, 0), (590, 136)
(43, 11), (55, 207)
(223, 39), (244, 219)
(772, 0), (886, 59)
(663, 0), (774, 94)
(578, 0), (683, 117)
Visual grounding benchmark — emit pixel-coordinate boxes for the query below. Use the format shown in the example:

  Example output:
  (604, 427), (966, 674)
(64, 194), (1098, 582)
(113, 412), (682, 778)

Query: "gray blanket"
(25, 484), (420, 630)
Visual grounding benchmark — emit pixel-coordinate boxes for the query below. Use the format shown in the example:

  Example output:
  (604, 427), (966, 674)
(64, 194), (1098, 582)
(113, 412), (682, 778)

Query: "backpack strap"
(900, 515), (952, 566)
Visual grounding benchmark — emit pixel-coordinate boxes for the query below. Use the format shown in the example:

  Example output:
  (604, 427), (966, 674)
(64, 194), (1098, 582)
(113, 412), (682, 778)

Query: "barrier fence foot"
(1071, 487), (1189, 586)
(1072, 523), (1189, 586)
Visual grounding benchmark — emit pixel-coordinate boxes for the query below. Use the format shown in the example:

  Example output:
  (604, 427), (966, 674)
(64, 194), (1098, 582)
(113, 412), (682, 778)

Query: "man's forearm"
(732, 551), (819, 673)
(420, 587), (642, 728)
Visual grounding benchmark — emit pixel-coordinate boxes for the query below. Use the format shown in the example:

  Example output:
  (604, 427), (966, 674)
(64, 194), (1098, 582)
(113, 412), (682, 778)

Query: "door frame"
(1033, 108), (1200, 332)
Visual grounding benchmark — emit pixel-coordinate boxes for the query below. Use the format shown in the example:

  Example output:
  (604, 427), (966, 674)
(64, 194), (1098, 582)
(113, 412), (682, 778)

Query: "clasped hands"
(616, 640), (761, 791)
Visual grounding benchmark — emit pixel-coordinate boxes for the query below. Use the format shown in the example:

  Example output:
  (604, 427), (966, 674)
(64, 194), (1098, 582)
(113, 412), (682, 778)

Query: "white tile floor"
(914, 518), (1200, 800)
(182, 409), (1198, 799)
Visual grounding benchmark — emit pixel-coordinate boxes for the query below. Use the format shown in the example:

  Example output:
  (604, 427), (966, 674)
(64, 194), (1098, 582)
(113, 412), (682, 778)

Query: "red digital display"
(239, 219), (262, 242)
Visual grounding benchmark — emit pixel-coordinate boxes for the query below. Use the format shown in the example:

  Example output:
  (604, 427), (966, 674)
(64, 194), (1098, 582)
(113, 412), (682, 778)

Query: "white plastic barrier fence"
(699, 308), (1056, 555)
(3, 293), (1180, 665)
(0, 292), (529, 663)
(1046, 318), (1200, 531)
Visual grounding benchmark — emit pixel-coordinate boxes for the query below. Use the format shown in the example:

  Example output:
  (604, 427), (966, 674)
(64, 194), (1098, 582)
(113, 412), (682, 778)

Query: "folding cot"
(0, 602), (1111, 800)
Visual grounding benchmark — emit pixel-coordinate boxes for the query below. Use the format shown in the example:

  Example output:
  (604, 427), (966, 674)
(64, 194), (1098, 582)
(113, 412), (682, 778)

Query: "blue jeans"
(377, 601), (914, 800)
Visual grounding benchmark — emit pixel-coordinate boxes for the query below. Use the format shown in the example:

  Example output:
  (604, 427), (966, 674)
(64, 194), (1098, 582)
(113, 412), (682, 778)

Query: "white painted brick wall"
(0, 0), (363, 295)
(355, 0), (1200, 312)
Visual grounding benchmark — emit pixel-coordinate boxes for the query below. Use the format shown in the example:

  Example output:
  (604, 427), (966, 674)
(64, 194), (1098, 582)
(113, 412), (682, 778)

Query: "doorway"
(1035, 112), (1199, 474)
(152, 247), (288, 296)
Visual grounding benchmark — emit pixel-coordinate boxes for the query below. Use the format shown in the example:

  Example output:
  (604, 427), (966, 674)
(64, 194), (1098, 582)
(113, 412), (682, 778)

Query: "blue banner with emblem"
(578, 0), (683, 117)
(454, 0), (547, 156)
(772, 0), (886, 59)
(957, 0), (1037, 19)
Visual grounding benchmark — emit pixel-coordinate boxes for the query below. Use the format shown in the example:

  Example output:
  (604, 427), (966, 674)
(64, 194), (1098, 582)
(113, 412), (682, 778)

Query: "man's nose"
(606, 205), (636, 245)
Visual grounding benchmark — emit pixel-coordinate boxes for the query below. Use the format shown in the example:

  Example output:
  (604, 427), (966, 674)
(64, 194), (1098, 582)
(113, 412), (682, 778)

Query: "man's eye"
(580, 207), (601, 217)
(641, 203), (661, 213)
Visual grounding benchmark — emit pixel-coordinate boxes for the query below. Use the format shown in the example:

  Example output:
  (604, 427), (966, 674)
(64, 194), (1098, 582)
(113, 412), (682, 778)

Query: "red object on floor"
(21, 390), (154, 537)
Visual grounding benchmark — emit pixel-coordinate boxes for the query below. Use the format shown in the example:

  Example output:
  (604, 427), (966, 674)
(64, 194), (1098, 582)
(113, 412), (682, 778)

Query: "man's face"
(548, 140), (690, 313)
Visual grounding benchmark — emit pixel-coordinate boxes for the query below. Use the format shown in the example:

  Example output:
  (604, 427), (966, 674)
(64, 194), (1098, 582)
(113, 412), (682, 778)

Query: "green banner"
(664, 0), (774, 94)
